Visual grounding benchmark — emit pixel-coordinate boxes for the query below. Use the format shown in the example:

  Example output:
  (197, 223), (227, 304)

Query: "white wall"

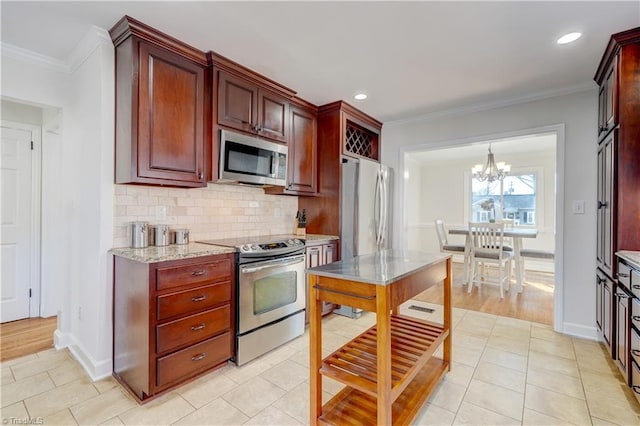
(382, 89), (598, 339)
(408, 150), (556, 257)
(2, 29), (116, 379)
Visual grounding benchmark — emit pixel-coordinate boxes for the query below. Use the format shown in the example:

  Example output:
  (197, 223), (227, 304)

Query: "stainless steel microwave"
(219, 130), (287, 186)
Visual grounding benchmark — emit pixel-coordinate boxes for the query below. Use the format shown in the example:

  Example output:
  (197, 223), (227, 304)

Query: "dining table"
(448, 226), (538, 292)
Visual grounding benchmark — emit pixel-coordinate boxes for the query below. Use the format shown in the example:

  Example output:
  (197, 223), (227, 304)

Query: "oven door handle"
(241, 256), (304, 274)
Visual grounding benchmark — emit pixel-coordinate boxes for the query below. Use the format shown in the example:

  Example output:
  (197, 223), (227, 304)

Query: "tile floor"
(2, 300), (640, 425)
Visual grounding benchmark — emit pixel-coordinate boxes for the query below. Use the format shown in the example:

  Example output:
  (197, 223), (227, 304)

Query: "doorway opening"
(401, 126), (563, 328)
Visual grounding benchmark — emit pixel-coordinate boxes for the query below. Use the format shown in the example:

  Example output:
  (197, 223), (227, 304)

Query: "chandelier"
(471, 144), (511, 182)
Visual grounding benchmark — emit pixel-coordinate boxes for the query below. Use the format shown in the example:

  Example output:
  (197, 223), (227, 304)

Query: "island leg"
(444, 257), (452, 369)
(309, 274), (322, 425)
(376, 285), (392, 425)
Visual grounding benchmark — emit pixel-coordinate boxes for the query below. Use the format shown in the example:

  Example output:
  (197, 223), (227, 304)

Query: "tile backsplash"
(113, 183), (298, 248)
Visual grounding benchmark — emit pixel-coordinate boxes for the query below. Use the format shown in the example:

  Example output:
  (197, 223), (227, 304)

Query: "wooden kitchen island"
(307, 250), (452, 425)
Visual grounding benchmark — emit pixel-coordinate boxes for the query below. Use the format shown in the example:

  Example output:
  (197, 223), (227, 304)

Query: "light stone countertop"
(304, 234), (340, 244)
(111, 242), (235, 263)
(306, 249), (450, 286)
(617, 250), (640, 271)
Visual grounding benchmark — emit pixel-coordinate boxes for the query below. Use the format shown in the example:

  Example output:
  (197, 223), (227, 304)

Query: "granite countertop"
(111, 242), (235, 263)
(306, 249), (450, 286)
(305, 234), (339, 243)
(617, 250), (640, 270)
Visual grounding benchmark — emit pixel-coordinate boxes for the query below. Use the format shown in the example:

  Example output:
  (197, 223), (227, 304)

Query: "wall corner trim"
(54, 330), (112, 381)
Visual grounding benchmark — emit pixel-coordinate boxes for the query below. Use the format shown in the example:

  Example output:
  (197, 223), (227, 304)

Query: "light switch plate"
(572, 200), (585, 214)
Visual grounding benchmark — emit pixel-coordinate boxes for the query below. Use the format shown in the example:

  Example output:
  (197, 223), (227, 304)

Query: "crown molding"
(68, 26), (112, 74)
(1, 26), (112, 75)
(385, 82), (596, 127)
(1, 42), (69, 73)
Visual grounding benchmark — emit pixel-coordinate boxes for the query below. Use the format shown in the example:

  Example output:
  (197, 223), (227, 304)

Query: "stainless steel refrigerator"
(334, 157), (393, 318)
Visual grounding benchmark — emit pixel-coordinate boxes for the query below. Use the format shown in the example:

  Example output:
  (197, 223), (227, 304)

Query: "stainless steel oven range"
(197, 236), (305, 365)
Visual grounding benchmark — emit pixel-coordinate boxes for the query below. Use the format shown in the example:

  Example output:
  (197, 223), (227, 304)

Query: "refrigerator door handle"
(376, 170), (384, 247)
(380, 170), (387, 248)
(374, 169), (380, 246)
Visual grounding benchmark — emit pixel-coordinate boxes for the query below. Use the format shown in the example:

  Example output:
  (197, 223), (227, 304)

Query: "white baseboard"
(54, 329), (112, 381)
(560, 322), (600, 341)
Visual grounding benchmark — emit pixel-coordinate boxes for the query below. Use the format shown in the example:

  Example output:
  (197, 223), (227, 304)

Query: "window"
(471, 173), (537, 226)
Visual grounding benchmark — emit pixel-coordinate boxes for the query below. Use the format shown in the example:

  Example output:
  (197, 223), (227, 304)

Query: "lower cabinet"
(596, 268), (614, 356)
(113, 253), (234, 402)
(615, 255), (640, 402)
(305, 239), (338, 323)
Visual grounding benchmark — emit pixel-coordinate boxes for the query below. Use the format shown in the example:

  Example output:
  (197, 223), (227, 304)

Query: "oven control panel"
(240, 239), (304, 254)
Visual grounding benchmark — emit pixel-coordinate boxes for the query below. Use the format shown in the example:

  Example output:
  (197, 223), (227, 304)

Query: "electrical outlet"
(572, 200), (585, 214)
(156, 205), (167, 220)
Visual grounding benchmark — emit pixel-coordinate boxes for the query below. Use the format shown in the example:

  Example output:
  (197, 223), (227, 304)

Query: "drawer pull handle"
(633, 316), (640, 321)
(633, 285), (640, 290)
(191, 270), (206, 277)
(191, 323), (206, 331)
(191, 295), (207, 302)
(191, 353), (207, 362)
(633, 385), (640, 395)
(632, 350), (640, 356)
(616, 292), (631, 299)
(619, 272), (630, 278)
(313, 284), (376, 300)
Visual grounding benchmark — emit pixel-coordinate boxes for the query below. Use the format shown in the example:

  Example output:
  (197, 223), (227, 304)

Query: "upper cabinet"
(110, 16), (210, 187)
(211, 53), (295, 146)
(216, 69), (289, 143)
(597, 54), (618, 141)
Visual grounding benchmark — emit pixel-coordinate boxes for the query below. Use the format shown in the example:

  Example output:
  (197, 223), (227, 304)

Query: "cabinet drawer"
(157, 281), (231, 321)
(632, 360), (640, 403)
(156, 332), (231, 388)
(633, 297), (640, 331)
(632, 326), (640, 367)
(619, 262), (632, 289)
(157, 259), (231, 291)
(633, 269), (640, 299)
(156, 305), (230, 354)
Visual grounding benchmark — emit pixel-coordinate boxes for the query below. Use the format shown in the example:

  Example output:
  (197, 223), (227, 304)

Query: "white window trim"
(464, 166), (545, 228)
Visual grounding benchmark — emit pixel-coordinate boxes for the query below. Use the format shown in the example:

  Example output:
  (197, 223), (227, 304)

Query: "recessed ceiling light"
(557, 32), (582, 45)
(354, 93), (367, 100)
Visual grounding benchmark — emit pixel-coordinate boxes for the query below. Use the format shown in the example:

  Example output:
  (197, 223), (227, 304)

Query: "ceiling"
(1, 1), (639, 122)
(410, 134), (556, 164)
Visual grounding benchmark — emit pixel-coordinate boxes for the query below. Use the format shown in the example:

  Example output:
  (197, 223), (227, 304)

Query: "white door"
(1, 126), (34, 322)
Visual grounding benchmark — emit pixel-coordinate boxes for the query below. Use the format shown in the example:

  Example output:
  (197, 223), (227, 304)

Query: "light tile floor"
(2, 300), (640, 425)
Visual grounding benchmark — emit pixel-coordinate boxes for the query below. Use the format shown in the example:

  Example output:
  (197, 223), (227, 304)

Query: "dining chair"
(435, 219), (469, 282)
(467, 222), (514, 298)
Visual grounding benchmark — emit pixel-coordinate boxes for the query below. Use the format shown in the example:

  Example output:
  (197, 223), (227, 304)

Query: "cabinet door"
(616, 286), (630, 380)
(258, 89), (289, 143)
(217, 70), (258, 134)
(596, 273), (603, 333)
(286, 105), (317, 194)
(323, 242), (337, 265)
(137, 42), (205, 185)
(603, 275), (613, 351)
(603, 59), (618, 134)
(597, 133), (616, 276)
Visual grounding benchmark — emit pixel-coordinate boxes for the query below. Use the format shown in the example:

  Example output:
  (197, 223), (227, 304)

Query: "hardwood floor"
(0, 316), (57, 361)
(413, 262), (554, 325)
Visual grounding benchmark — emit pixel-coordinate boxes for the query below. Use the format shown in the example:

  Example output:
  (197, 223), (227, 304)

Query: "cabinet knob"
(597, 201), (608, 209)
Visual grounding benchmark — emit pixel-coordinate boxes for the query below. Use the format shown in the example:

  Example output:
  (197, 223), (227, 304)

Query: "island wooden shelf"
(307, 250), (452, 425)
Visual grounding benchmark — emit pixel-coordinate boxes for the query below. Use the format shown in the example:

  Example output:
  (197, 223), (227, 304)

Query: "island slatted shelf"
(307, 251), (452, 425)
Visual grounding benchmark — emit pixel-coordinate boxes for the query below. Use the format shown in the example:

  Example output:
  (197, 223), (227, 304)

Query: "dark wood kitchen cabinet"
(215, 67), (290, 143)
(305, 239), (338, 322)
(113, 253), (234, 402)
(594, 27), (640, 356)
(110, 16), (210, 187)
(298, 101), (382, 238)
(596, 268), (614, 355)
